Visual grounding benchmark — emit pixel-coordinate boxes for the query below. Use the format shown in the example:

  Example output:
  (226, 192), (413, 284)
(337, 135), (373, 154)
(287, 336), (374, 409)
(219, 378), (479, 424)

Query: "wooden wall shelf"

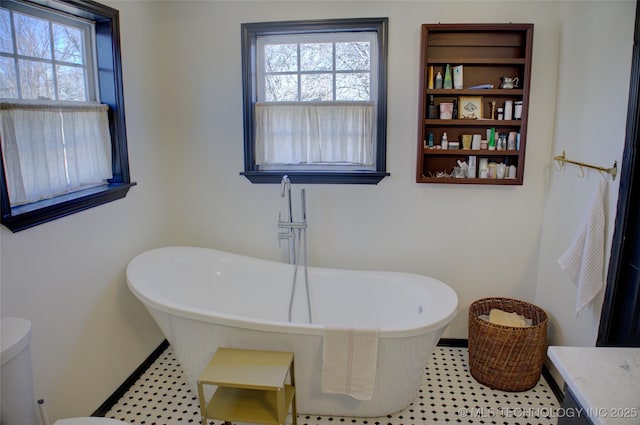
(416, 23), (534, 184)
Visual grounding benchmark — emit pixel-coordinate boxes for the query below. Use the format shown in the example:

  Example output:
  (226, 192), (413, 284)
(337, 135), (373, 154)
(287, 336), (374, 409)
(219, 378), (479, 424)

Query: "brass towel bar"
(553, 151), (617, 181)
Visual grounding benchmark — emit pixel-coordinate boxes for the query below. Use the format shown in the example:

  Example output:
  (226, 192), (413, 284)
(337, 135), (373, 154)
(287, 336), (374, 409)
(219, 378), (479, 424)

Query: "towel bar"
(553, 151), (617, 180)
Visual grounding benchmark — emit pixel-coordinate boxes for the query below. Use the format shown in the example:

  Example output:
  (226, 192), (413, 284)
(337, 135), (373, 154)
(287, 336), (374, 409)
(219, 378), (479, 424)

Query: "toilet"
(1, 317), (130, 425)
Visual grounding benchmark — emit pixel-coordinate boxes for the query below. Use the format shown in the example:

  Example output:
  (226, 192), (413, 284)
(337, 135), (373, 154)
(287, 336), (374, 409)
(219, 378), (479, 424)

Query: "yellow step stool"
(197, 348), (298, 425)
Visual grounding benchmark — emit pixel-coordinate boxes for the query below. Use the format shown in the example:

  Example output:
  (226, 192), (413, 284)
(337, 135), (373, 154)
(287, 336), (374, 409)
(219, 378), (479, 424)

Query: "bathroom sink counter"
(547, 346), (640, 425)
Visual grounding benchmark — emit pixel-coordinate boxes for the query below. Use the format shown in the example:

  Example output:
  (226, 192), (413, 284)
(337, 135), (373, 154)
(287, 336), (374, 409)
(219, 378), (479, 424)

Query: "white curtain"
(255, 102), (375, 166)
(0, 101), (112, 206)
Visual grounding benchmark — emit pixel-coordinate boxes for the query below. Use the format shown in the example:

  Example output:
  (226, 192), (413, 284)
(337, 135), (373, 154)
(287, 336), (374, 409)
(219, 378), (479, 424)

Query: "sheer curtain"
(255, 101), (375, 166)
(0, 101), (112, 206)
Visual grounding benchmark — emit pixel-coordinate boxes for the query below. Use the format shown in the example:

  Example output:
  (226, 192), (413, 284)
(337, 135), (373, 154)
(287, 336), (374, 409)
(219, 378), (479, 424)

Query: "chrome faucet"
(277, 175), (312, 323)
(277, 175), (307, 264)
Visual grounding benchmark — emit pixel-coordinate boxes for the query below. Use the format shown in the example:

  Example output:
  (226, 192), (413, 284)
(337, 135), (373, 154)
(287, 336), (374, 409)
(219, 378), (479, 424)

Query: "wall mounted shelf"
(416, 23), (534, 185)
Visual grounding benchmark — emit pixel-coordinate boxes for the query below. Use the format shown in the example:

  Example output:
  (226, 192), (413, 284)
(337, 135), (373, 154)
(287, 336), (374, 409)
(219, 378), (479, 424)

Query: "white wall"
(0, 1), (172, 420)
(167, 0), (562, 339)
(534, 1), (635, 347)
(0, 0), (635, 421)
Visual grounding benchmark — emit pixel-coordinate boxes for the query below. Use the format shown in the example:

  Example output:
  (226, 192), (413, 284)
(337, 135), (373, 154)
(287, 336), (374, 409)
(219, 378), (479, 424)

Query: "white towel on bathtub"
(321, 326), (378, 400)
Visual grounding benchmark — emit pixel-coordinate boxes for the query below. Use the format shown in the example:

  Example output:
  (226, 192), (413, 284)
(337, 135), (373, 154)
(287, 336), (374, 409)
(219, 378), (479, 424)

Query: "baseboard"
(92, 339), (170, 417)
(437, 338), (468, 347)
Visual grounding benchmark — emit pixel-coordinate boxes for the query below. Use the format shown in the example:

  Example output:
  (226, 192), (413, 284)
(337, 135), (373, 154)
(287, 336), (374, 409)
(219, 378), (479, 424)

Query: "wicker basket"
(468, 297), (548, 392)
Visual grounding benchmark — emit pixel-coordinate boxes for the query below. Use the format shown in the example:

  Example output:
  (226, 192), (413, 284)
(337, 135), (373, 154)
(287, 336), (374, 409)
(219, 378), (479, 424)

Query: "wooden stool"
(197, 348), (297, 425)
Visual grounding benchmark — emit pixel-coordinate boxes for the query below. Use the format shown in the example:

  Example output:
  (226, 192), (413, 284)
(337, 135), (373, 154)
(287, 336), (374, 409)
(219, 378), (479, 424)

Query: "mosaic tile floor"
(105, 345), (559, 425)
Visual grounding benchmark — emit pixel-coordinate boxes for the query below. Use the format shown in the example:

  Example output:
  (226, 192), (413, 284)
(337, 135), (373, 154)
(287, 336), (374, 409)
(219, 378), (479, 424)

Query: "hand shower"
(280, 174), (291, 197)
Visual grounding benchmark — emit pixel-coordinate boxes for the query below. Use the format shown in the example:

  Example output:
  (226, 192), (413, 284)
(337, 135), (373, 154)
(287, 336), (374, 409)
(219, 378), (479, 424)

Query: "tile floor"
(105, 345), (559, 425)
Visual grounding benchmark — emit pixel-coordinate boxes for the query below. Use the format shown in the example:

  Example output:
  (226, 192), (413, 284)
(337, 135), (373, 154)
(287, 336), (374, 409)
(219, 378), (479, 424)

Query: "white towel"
(558, 180), (606, 315)
(321, 326), (378, 400)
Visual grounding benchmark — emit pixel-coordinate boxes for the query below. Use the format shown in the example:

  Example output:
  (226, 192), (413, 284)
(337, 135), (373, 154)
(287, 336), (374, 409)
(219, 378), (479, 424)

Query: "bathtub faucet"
(277, 175), (307, 264)
(277, 175), (312, 323)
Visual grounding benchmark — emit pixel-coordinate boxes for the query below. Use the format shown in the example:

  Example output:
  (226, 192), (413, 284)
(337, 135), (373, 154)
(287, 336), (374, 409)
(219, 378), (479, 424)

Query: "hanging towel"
(321, 326), (378, 400)
(558, 180), (606, 315)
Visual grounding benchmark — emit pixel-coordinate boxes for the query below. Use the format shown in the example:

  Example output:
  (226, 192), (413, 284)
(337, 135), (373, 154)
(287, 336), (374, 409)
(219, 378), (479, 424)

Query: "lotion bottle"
(435, 72), (443, 89)
(504, 100), (513, 120)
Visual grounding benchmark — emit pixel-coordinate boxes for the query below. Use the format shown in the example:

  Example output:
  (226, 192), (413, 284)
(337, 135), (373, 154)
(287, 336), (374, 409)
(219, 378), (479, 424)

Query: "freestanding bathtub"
(127, 246), (458, 417)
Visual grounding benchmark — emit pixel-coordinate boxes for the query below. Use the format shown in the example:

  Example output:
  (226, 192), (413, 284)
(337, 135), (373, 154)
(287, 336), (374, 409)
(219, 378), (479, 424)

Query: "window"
(0, 1), (96, 101)
(0, 0), (133, 232)
(241, 18), (389, 184)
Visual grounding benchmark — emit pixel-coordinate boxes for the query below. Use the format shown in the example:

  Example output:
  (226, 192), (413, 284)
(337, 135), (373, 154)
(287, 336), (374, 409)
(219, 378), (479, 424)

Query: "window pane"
(336, 42), (370, 71)
(0, 56), (18, 97)
(301, 73), (332, 101)
(53, 23), (83, 64)
(19, 59), (54, 99)
(336, 72), (370, 101)
(1, 9), (13, 54)
(265, 74), (298, 101)
(15, 12), (51, 59)
(264, 44), (297, 73)
(56, 65), (86, 100)
(300, 43), (332, 71)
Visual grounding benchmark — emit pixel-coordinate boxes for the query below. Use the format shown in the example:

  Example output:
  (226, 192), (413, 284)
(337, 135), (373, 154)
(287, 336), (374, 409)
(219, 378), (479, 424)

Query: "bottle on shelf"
(453, 65), (463, 89)
(514, 101), (523, 119)
(428, 66), (434, 89)
(497, 134), (506, 150)
(428, 95), (437, 119)
(443, 64), (453, 89)
(488, 128), (496, 150)
(435, 72), (443, 89)
(507, 131), (517, 150)
(468, 156), (476, 178)
(504, 100), (513, 120)
(441, 132), (448, 150)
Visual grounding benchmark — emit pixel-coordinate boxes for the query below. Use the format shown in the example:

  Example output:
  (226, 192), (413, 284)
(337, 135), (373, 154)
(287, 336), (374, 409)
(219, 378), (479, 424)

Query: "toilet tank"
(1, 317), (36, 425)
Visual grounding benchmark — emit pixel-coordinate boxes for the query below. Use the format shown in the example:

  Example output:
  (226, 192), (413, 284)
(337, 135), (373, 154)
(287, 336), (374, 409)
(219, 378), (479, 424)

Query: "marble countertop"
(547, 346), (640, 425)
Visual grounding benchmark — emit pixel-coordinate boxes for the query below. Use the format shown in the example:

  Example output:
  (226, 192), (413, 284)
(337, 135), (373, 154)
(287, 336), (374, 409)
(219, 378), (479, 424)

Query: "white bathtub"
(126, 246), (458, 417)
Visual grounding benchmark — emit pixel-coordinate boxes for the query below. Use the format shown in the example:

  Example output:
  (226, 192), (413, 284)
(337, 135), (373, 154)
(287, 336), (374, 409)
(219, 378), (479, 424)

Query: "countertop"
(547, 346), (640, 425)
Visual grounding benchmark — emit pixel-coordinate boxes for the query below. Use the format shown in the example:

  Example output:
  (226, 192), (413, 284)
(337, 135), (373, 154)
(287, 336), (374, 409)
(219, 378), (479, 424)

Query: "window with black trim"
(0, 0), (133, 232)
(240, 18), (389, 184)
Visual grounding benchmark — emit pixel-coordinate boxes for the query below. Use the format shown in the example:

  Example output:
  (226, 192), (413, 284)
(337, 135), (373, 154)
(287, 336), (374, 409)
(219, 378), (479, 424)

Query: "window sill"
(1, 182), (136, 232)
(240, 170), (390, 184)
